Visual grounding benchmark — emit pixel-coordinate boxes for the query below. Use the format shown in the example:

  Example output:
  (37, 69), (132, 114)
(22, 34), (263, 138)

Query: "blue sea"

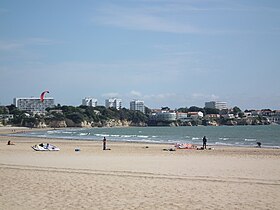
(12, 125), (280, 148)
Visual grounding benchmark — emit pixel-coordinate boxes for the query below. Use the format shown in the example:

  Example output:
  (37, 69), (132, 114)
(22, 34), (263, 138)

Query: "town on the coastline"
(0, 96), (279, 128)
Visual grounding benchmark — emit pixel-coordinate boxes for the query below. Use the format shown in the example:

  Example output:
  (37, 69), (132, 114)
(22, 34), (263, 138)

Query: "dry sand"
(0, 127), (280, 210)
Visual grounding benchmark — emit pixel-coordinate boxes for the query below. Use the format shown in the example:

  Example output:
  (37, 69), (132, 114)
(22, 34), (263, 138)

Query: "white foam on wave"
(79, 133), (90, 136)
(244, 138), (256, 142)
(121, 135), (137, 138)
(137, 135), (148, 138)
(215, 142), (233, 146)
(219, 137), (229, 141)
(111, 134), (120, 137)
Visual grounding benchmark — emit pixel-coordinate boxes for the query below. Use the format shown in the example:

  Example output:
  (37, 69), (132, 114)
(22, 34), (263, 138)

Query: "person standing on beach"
(203, 136), (207, 149)
(103, 137), (106, 150)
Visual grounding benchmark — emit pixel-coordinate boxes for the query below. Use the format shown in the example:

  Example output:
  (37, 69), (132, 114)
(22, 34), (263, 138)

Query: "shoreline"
(1, 126), (279, 149)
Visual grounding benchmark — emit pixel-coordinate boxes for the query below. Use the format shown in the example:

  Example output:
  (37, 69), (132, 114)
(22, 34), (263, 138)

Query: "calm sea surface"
(12, 125), (280, 148)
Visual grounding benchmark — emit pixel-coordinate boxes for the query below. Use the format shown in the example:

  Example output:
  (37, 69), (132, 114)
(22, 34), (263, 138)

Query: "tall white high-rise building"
(130, 100), (145, 114)
(105, 98), (122, 110)
(82, 97), (97, 107)
(205, 101), (227, 110)
(13, 97), (55, 113)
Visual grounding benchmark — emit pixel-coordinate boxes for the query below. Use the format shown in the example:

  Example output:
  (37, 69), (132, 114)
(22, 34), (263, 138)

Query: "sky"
(0, 0), (280, 110)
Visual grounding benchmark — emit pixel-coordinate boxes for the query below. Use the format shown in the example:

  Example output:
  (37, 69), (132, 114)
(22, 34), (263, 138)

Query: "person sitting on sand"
(7, 140), (15, 145)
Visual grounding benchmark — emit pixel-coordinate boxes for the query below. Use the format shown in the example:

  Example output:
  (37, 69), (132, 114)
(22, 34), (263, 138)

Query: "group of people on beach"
(5, 134), (262, 150)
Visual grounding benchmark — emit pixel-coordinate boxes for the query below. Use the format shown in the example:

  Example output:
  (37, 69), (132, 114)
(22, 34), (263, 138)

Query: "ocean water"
(12, 125), (280, 148)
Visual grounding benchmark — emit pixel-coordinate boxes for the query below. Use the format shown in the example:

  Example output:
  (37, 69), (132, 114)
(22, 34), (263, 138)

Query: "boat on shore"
(32, 143), (60, 151)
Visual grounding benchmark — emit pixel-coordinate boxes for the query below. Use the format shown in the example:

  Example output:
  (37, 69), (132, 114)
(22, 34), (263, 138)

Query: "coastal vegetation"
(0, 104), (276, 128)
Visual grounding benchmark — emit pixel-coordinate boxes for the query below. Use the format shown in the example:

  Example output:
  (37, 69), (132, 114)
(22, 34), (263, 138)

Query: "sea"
(11, 125), (280, 148)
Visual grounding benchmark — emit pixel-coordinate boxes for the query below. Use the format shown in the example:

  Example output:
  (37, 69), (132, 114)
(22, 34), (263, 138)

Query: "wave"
(219, 137), (229, 141)
(244, 138), (256, 142)
(8, 126), (280, 148)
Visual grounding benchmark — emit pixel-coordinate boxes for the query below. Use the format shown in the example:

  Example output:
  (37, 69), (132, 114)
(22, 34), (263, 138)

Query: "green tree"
(188, 106), (203, 112)
(66, 112), (84, 124)
(232, 106), (242, 115)
(177, 107), (188, 113)
(204, 108), (219, 114)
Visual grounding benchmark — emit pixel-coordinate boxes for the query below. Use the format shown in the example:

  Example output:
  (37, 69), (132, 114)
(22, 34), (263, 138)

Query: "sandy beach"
(0, 127), (280, 210)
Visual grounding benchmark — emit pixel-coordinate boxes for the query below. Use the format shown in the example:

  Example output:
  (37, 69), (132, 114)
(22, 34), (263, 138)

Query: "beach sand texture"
(0, 128), (280, 210)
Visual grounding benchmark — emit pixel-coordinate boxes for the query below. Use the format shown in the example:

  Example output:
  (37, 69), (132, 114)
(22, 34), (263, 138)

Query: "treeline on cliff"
(1, 104), (149, 128)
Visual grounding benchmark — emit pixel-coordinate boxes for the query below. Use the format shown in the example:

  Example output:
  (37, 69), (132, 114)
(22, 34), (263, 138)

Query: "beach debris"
(163, 148), (176, 151)
(197, 147), (214, 150)
(40, 90), (49, 102)
(75, 148), (80, 152)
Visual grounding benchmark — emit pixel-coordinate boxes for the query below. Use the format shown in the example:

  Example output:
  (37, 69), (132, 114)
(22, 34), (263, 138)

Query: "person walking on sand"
(103, 137), (106, 150)
(203, 136), (207, 149)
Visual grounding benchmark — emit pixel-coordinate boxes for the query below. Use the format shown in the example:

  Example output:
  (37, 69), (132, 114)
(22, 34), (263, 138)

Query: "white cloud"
(102, 92), (121, 98)
(92, 4), (199, 34)
(0, 41), (23, 51)
(191, 93), (219, 101)
(129, 90), (142, 97)
(0, 38), (55, 51)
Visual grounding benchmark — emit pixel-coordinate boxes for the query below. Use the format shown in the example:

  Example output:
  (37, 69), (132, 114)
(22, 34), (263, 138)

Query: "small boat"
(32, 143), (60, 151)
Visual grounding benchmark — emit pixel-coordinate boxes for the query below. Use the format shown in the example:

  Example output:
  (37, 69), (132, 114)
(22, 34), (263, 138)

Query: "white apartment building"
(205, 101), (227, 110)
(130, 100), (145, 114)
(105, 98), (122, 110)
(82, 97), (97, 107)
(13, 97), (55, 113)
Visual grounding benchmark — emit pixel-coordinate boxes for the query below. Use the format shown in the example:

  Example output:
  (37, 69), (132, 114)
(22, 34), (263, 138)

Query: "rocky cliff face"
(48, 120), (67, 128)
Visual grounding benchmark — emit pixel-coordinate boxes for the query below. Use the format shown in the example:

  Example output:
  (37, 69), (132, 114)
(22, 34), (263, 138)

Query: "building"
(130, 100), (145, 114)
(82, 97), (97, 107)
(13, 97), (55, 113)
(149, 110), (176, 122)
(188, 111), (204, 119)
(205, 101), (227, 110)
(105, 98), (122, 110)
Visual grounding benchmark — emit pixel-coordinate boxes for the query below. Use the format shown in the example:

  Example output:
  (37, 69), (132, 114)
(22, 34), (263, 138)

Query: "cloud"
(191, 93), (220, 101)
(0, 41), (23, 51)
(0, 38), (57, 62)
(0, 38), (55, 51)
(102, 92), (121, 98)
(91, 1), (280, 35)
(92, 4), (199, 34)
(129, 90), (142, 97)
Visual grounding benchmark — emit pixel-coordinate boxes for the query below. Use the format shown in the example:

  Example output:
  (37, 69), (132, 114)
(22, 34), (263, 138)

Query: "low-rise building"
(149, 109), (176, 122)
(188, 111), (204, 119)
(267, 110), (280, 124)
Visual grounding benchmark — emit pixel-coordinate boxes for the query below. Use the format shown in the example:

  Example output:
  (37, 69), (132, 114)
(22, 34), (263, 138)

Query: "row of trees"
(1, 104), (150, 127)
(1, 104), (258, 128)
(46, 105), (149, 124)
